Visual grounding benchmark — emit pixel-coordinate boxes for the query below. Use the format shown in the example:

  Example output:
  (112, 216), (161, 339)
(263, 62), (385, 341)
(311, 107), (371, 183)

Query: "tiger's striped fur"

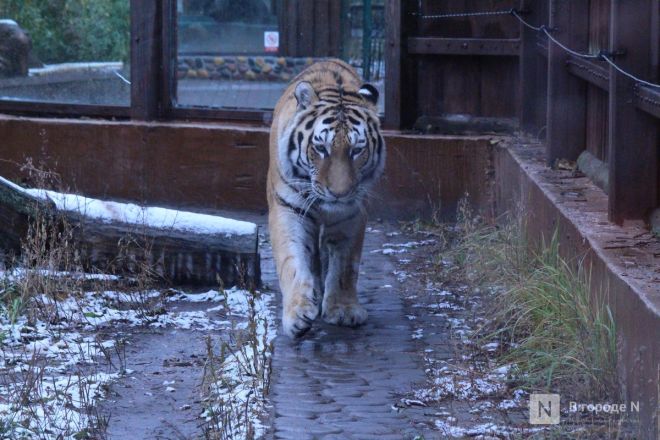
(267, 59), (385, 338)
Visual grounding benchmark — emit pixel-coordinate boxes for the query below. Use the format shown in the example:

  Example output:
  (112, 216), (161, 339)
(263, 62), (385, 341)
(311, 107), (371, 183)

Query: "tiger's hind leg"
(320, 215), (368, 327)
(269, 204), (322, 338)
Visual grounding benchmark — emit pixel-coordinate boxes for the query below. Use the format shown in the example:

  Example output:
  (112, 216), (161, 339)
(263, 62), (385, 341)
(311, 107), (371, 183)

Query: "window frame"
(0, 0), (396, 126)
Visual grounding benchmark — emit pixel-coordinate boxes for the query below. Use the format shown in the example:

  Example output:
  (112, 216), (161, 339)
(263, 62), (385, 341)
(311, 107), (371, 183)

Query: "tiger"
(267, 59), (385, 338)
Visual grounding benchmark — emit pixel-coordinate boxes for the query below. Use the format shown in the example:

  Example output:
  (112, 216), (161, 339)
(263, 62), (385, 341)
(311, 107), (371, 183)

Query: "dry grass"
(0, 162), (155, 439)
(444, 200), (618, 402)
(413, 198), (623, 433)
(201, 286), (274, 440)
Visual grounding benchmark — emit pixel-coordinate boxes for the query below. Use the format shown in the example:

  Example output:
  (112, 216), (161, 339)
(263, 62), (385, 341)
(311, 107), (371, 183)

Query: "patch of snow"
(24, 188), (257, 236)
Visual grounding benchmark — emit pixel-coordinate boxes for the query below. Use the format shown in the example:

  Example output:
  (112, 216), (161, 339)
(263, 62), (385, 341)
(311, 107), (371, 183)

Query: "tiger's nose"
(327, 187), (353, 199)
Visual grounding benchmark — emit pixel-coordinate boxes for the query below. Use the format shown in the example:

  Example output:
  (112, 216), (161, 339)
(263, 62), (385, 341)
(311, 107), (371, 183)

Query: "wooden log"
(0, 176), (260, 287)
(0, 176), (54, 258)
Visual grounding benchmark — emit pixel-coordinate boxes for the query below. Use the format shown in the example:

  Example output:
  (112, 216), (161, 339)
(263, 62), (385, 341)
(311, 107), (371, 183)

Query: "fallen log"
(0, 176), (260, 287)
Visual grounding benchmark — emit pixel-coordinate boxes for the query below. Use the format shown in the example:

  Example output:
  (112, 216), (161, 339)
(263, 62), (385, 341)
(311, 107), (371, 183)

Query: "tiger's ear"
(295, 81), (317, 110)
(358, 83), (379, 105)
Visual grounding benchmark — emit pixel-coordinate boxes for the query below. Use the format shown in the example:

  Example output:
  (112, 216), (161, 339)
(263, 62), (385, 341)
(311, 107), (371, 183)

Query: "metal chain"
(415, 10), (513, 19)
(413, 7), (660, 88)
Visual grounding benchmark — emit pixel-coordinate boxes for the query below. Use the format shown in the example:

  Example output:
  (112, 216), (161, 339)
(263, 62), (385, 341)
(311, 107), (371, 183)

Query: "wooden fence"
(387, 0), (659, 225)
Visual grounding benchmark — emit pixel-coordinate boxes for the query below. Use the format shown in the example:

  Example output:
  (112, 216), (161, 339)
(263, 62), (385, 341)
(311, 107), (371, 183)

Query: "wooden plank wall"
(278, 0), (343, 57)
(406, 0), (520, 121)
(386, 0), (658, 223)
(516, 0), (659, 224)
(585, 0), (610, 162)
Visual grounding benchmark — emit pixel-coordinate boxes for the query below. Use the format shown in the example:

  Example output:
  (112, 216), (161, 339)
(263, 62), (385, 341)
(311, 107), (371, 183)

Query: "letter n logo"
(529, 394), (560, 424)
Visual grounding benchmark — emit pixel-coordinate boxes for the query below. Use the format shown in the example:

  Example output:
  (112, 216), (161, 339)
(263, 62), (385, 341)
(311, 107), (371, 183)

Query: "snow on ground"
(372, 231), (535, 438)
(0, 264), (272, 440)
(201, 288), (276, 439)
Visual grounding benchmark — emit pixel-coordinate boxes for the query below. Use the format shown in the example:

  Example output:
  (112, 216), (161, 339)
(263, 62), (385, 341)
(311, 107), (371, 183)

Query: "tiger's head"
(281, 80), (385, 207)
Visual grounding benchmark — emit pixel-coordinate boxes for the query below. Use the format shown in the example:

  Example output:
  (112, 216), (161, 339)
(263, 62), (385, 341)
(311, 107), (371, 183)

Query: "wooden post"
(130, 0), (162, 120)
(518, 0), (547, 133)
(545, 0), (589, 166)
(384, 0), (417, 129)
(607, 0), (659, 223)
(384, 0), (402, 129)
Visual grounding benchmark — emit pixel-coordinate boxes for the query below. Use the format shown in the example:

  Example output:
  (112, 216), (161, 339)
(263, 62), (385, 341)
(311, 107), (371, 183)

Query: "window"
(174, 0), (385, 114)
(0, 0), (385, 119)
(0, 0), (130, 107)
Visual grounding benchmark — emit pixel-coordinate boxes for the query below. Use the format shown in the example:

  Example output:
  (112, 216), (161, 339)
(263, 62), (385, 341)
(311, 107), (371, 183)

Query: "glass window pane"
(0, 1), (130, 106)
(175, 0), (384, 114)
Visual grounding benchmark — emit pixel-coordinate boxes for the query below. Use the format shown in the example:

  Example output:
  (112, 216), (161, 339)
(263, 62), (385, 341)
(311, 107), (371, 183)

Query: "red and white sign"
(264, 31), (279, 53)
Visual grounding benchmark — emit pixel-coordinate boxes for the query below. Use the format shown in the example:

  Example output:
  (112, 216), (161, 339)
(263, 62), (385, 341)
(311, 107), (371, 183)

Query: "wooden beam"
(634, 86), (660, 120)
(160, 0), (177, 115)
(546, 0), (590, 165)
(384, 0), (402, 129)
(519, 0), (547, 132)
(130, 0), (162, 120)
(608, 0), (659, 223)
(407, 38), (520, 56)
(566, 55), (609, 91)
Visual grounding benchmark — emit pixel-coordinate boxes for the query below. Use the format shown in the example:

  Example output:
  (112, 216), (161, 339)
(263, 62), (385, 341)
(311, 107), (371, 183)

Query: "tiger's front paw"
(283, 297), (319, 338)
(322, 302), (368, 327)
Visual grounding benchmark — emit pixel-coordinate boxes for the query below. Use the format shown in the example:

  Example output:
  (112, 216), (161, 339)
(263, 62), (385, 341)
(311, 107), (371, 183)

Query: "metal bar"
(566, 55), (609, 91)
(169, 107), (272, 124)
(407, 37), (520, 56)
(161, 0), (177, 115)
(363, 0), (373, 80)
(0, 101), (130, 118)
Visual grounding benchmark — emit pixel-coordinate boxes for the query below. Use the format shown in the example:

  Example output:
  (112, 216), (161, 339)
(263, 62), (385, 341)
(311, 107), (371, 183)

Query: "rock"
(0, 20), (31, 78)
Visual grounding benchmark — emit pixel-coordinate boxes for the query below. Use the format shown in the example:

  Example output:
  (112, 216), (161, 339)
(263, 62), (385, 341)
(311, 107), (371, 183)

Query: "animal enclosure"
(0, 0), (658, 438)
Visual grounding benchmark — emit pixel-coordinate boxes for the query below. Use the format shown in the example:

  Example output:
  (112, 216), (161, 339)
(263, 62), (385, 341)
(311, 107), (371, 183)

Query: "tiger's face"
(283, 80), (385, 206)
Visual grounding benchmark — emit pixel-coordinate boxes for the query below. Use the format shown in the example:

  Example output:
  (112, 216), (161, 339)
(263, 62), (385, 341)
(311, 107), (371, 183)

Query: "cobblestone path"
(265, 225), (434, 439)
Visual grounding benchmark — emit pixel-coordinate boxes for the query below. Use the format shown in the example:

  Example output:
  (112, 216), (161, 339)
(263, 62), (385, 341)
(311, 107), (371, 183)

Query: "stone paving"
(94, 215), (527, 439)
(265, 225), (433, 439)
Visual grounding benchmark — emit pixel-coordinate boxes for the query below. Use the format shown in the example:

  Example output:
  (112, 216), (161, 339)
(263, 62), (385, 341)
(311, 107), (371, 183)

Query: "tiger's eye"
(351, 146), (365, 159)
(314, 144), (328, 157)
